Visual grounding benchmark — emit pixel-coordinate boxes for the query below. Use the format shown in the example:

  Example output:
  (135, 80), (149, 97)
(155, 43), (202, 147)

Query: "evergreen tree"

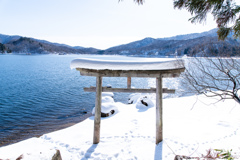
(131, 0), (240, 40)
(0, 43), (6, 53)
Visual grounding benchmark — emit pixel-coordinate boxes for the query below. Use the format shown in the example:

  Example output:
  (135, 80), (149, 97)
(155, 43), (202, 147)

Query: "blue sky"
(0, 0), (216, 49)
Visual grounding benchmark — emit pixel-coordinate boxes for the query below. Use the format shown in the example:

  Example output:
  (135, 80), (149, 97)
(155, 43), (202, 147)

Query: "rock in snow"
(51, 149), (62, 160)
(92, 94), (118, 117)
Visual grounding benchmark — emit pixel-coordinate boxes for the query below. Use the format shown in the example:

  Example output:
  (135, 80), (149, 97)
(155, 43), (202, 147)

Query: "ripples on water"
(0, 54), (153, 146)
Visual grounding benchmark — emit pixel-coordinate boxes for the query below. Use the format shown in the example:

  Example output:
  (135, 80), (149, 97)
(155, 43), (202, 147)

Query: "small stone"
(52, 149), (62, 160)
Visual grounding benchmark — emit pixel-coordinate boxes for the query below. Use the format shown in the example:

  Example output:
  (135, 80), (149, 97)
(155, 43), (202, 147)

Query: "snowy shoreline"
(0, 93), (240, 160)
(0, 113), (93, 148)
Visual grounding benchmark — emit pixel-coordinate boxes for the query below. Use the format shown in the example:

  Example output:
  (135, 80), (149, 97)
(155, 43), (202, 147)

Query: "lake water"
(0, 54), (154, 146)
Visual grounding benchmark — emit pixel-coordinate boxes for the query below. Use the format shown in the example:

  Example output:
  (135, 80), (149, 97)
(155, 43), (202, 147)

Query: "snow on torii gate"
(71, 57), (185, 144)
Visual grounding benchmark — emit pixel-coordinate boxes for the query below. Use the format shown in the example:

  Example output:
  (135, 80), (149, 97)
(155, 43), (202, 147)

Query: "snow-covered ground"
(1, 56), (239, 159)
(0, 93), (240, 160)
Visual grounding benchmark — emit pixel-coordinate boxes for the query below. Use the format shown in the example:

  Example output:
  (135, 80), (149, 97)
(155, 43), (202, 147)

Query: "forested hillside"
(0, 35), (98, 54)
(1, 29), (240, 56)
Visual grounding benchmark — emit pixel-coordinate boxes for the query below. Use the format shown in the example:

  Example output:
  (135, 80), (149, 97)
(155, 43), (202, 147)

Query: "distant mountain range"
(0, 35), (98, 54)
(1, 28), (240, 56)
(103, 28), (240, 56)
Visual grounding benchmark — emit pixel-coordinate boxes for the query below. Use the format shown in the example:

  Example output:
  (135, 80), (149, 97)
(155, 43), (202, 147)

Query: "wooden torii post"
(71, 58), (185, 144)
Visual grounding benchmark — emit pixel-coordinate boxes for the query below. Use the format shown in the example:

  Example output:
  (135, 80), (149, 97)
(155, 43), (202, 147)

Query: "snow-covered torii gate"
(71, 57), (185, 144)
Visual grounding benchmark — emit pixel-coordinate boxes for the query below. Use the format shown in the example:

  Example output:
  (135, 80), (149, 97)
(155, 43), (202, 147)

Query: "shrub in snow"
(101, 110), (115, 117)
(16, 154), (23, 160)
(128, 93), (154, 109)
(106, 84), (112, 88)
(92, 96), (118, 117)
(128, 93), (154, 107)
(174, 148), (235, 160)
(128, 93), (141, 104)
(102, 92), (114, 98)
(136, 96), (154, 108)
(101, 96), (114, 103)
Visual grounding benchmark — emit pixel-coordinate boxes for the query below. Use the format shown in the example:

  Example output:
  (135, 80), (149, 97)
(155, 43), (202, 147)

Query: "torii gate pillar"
(93, 76), (102, 144)
(156, 75), (163, 144)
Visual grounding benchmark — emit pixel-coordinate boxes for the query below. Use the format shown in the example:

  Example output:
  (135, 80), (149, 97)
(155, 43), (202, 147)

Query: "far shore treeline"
(1, 28), (240, 57)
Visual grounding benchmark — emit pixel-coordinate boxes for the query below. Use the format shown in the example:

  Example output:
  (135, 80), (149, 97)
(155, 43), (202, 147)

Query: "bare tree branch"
(181, 56), (240, 104)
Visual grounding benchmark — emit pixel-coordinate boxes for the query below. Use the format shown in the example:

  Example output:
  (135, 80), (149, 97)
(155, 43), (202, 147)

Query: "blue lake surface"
(0, 54), (152, 146)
